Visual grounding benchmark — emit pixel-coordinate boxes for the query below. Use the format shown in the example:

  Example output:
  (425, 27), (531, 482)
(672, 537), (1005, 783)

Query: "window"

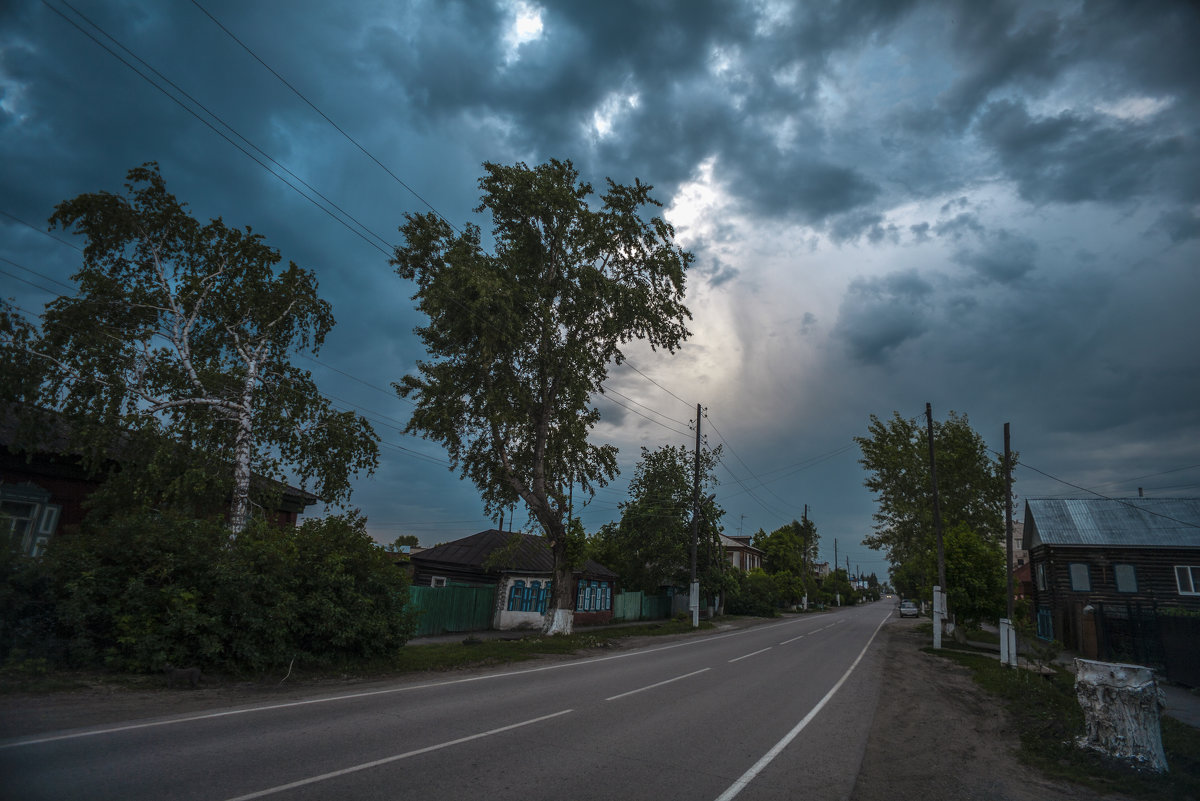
(1034, 563), (1047, 592)
(1036, 606), (1053, 641)
(430, 576), (447, 588)
(1176, 566), (1200, 596)
(508, 580), (526, 611)
(536, 582), (549, 614)
(1, 484), (59, 557)
(1068, 563), (1091, 592)
(1114, 564), (1138, 593)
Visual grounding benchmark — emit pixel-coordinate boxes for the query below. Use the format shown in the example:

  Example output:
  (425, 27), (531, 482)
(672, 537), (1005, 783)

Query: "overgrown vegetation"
(1, 512), (417, 675)
(930, 645), (1200, 800)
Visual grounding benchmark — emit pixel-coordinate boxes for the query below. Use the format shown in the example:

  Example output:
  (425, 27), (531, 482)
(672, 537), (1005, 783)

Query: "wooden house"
(2, 410), (317, 555)
(410, 529), (619, 629)
(1024, 498), (1200, 663)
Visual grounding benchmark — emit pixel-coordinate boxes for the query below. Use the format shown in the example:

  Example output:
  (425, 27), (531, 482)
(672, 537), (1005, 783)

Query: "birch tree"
(23, 163), (377, 531)
(392, 159), (692, 634)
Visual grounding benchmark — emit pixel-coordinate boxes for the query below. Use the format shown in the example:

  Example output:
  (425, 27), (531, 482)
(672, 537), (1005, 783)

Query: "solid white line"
(728, 647), (772, 663)
(605, 668), (711, 701)
(219, 709), (573, 801)
(713, 612), (891, 801)
(0, 614), (823, 750)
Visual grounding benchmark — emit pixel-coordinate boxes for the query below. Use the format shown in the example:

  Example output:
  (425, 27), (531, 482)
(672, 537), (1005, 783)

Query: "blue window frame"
(536, 582), (549, 613)
(1036, 606), (1053, 641)
(507, 580), (525, 612)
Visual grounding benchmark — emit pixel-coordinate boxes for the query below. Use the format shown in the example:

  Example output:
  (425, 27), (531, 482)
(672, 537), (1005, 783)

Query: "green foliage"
(753, 518), (820, 602)
(0, 512), (416, 673)
(588, 444), (725, 594)
(725, 569), (779, 617)
(17, 163), (377, 528)
(392, 159), (693, 626)
(821, 568), (858, 606)
(857, 410), (1010, 615)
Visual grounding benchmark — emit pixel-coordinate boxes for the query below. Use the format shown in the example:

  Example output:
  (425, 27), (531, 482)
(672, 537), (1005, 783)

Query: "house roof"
(720, 534), (764, 554)
(411, 529), (617, 578)
(1024, 498), (1200, 549)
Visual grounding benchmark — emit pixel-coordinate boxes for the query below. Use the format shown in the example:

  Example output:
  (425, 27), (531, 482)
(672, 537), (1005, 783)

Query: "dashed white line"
(605, 668), (711, 701)
(220, 709), (574, 801)
(728, 647), (772, 663)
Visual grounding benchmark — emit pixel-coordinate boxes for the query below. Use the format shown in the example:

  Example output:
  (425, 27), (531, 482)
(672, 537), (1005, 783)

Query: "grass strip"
(928, 645), (1200, 800)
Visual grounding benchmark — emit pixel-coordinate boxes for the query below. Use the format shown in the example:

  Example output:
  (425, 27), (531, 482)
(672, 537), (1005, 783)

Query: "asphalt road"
(1, 601), (894, 801)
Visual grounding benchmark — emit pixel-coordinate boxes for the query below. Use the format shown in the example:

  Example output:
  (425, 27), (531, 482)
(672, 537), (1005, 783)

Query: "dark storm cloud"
(951, 230), (1037, 284)
(834, 270), (935, 364)
(976, 99), (1187, 205)
(1154, 208), (1200, 243)
(933, 213), (985, 241)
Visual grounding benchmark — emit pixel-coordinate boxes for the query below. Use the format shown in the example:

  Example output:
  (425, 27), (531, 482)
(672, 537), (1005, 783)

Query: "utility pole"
(1000, 422), (1018, 667)
(690, 403), (701, 628)
(926, 402), (946, 649)
(834, 537), (839, 606)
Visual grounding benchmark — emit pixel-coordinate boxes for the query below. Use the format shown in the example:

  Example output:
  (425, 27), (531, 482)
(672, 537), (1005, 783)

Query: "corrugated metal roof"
(1025, 498), (1200, 549)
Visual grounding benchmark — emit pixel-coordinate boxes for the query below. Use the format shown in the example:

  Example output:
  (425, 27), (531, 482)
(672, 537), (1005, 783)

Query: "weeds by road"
(931, 643), (1200, 801)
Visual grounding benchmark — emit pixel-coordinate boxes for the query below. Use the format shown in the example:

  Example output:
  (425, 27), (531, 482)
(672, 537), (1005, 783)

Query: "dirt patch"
(850, 619), (1134, 801)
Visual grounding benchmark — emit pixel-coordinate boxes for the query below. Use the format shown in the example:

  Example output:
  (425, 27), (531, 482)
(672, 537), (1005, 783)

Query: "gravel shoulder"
(850, 617), (1135, 801)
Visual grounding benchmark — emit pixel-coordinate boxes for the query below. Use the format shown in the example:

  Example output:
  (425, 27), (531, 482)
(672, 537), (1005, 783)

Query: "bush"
(1, 512), (417, 673)
(725, 569), (780, 617)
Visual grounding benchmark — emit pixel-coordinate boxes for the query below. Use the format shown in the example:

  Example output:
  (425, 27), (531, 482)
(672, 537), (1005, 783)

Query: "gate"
(1095, 602), (1165, 669)
(408, 585), (495, 636)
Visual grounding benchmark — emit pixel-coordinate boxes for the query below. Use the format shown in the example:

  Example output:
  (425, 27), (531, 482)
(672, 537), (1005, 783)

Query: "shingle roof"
(1024, 498), (1200, 549)
(412, 529), (617, 578)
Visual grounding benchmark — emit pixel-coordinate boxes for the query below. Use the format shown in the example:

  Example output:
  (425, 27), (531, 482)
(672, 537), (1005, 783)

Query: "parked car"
(899, 600), (919, 618)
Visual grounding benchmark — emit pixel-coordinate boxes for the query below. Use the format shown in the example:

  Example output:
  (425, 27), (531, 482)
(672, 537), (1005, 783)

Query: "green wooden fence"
(408, 585), (496, 637)
(612, 591), (671, 622)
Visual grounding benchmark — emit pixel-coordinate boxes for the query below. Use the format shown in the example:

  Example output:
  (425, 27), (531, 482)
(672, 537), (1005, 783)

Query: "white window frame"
(1176, 566), (1200, 596)
(1034, 562), (1047, 592)
(1113, 564), (1137, 594)
(430, 576), (447, 588)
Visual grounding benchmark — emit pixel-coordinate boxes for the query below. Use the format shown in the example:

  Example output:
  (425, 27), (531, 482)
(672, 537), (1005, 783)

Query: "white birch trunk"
(1074, 658), (1169, 773)
(228, 362), (259, 535)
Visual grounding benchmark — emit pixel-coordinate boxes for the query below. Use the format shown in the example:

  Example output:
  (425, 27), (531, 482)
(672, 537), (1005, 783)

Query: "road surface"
(1, 602), (893, 801)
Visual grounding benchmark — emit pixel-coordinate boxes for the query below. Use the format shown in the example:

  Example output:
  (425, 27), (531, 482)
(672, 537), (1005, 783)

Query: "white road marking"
(779, 634), (805, 645)
(605, 668), (710, 701)
(1, 614), (826, 749)
(713, 611), (891, 801)
(219, 709), (573, 801)
(728, 647), (772, 663)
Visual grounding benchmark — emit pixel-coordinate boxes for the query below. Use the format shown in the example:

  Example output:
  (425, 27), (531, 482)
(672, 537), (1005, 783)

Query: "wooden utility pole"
(926, 402), (946, 648)
(690, 403), (701, 628)
(1004, 422), (1014, 620)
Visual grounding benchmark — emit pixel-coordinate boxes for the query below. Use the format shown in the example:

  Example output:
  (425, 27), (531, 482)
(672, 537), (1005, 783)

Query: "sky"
(3, 0), (1199, 580)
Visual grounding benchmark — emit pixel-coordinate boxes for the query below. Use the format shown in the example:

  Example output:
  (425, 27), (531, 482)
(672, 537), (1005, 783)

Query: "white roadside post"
(690, 580), (700, 628)
(932, 586), (944, 649)
(999, 618), (1018, 667)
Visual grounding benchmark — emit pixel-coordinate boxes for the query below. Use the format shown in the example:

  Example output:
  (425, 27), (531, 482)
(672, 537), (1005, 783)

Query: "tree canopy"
(8, 164), (378, 530)
(588, 444), (725, 595)
(392, 159), (693, 633)
(856, 410), (1011, 613)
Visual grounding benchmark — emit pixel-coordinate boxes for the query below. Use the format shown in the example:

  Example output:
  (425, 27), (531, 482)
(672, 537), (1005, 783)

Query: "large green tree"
(392, 159), (692, 634)
(856, 410), (1010, 610)
(589, 444), (725, 595)
(10, 164), (378, 530)
(752, 517), (820, 605)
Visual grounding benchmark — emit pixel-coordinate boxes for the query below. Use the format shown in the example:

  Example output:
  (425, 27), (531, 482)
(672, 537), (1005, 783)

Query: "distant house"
(409, 529), (619, 629)
(721, 534), (765, 571)
(1024, 498), (1200, 663)
(1, 409), (317, 555)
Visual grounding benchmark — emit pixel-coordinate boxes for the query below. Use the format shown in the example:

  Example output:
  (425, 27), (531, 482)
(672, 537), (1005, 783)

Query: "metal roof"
(1024, 498), (1200, 549)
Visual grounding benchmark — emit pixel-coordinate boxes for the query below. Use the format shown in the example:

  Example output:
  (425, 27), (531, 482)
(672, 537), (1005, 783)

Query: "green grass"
(1, 619), (716, 692)
(928, 645), (1200, 800)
